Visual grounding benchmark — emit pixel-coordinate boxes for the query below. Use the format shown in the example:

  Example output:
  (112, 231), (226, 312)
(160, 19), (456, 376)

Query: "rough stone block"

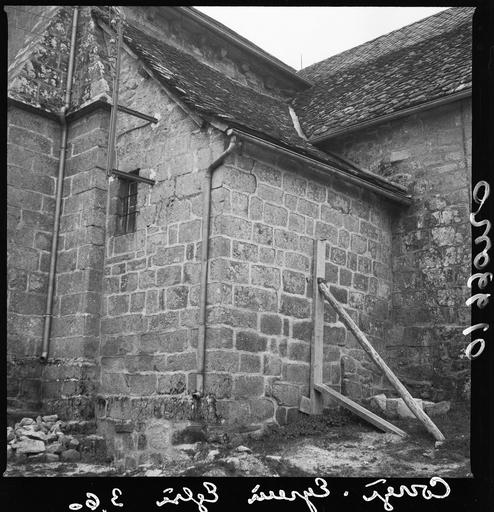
(260, 314), (282, 335)
(165, 286), (189, 310)
(232, 240), (258, 262)
(274, 229), (299, 250)
(166, 351), (196, 371)
(264, 203), (288, 226)
(253, 223), (273, 246)
(282, 174), (306, 196)
(209, 236), (231, 258)
(283, 363), (310, 384)
(251, 265), (280, 290)
(271, 381), (300, 406)
(257, 183), (283, 204)
(152, 245), (184, 266)
(287, 341), (310, 362)
(239, 353), (262, 373)
(204, 373), (232, 398)
(234, 285), (277, 312)
(249, 398), (275, 422)
(210, 258), (249, 284)
(351, 234), (367, 254)
(233, 375), (264, 399)
(126, 374), (157, 395)
(253, 163), (281, 187)
(282, 270), (306, 295)
(178, 219), (201, 243)
(157, 373), (186, 395)
(236, 331), (267, 352)
(205, 326), (234, 348)
(206, 350), (239, 372)
(213, 215), (251, 240)
(280, 294), (310, 319)
(263, 355), (282, 376)
(353, 273), (369, 292)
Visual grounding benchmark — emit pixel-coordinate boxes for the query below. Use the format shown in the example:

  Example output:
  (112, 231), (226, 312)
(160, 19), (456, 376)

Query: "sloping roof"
(92, 12), (405, 195)
(177, 7), (311, 87)
(293, 7), (474, 140)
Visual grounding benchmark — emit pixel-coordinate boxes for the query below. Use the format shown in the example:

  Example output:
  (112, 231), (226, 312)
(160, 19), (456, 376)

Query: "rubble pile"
(6, 415), (107, 464)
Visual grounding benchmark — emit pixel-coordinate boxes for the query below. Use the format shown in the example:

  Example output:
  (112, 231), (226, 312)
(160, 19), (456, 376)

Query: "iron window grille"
(118, 169), (140, 234)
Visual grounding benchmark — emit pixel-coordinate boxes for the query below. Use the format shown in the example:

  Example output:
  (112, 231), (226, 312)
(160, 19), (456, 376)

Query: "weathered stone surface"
(236, 331), (267, 352)
(271, 382), (300, 407)
(424, 400), (451, 417)
(46, 442), (64, 454)
(61, 448), (81, 462)
(15, 439), (46, 454)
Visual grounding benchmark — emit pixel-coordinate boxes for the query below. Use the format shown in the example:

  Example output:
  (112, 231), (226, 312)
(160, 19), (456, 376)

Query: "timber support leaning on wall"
(305, 238), (446, 442)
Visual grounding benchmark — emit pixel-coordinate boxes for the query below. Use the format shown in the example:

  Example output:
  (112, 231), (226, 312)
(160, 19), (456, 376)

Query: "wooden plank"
(318, 280), (446, 442)
(299, 396), (312, 415)
(314, 383), (407, 438)
(309, 239), (326, 414)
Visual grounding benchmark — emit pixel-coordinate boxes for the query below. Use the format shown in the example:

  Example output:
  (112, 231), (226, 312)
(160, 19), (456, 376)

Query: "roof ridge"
(120, 16), (294, 106)
(299, 6), (474, 79)
(182, 7), (299, 74)
(308, 17), (471, 89)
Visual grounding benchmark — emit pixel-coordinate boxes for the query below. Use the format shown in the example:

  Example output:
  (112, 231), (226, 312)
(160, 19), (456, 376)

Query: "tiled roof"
(293, 7), (474, 140)
(93, 12), (405, 194)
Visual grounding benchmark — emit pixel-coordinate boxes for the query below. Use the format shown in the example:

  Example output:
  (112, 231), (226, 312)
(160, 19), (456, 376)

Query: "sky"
(194, 7), (449, 70)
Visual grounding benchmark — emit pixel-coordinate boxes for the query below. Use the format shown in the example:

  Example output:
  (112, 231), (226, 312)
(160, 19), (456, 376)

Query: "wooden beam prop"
(309, 239), (325, 414)
(318, 279), (446, 442)
(314, 383), (407, 437)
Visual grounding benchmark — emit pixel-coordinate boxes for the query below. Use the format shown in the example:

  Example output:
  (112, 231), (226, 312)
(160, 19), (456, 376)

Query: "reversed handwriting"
(247, 478), (330, 512)
(362, 476), (451, 511)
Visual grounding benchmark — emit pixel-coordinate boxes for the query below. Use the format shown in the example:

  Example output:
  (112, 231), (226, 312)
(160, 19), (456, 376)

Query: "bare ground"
(4, 404), (470, 477)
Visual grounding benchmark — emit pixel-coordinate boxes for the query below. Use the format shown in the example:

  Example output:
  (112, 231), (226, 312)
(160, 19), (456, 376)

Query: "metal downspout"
(196, 135), (239, 395)
(40, 6), (79, 363)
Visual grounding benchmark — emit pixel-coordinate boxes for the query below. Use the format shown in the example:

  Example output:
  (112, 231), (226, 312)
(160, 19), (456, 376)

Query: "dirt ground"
(4, 404), (470, 477)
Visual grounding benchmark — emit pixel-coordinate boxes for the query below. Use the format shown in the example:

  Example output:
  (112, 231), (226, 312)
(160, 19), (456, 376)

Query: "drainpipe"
(196, 134), (240, 394)
(40, 6), (79, 363)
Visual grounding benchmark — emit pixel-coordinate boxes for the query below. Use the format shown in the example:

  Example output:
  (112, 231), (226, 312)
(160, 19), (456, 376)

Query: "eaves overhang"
(176, 6), (313, 89)
(308, 88), (472, 144)
(228, 127), (412, 207)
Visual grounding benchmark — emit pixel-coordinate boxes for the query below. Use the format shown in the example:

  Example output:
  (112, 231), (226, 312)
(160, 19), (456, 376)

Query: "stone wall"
(7, 105), (60, 409)
(94, 50), (228, 465)
(88, 46), (401, 466)
(42, 107), (111, 419)
(123, 6), (306, 99)
(5, 5), (57, 66)
(207, 142), (399, 425)
(321, 98), (472, 401)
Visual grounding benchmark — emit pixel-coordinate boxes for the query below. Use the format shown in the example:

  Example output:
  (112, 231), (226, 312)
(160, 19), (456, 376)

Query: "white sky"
(194, 6), (450, 70)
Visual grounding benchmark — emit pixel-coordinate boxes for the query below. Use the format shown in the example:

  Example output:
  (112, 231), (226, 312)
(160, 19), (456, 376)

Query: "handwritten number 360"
(69, 489), (123, 510)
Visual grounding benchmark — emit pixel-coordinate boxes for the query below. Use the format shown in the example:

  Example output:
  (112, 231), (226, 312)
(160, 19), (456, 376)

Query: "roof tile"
(293, 7), (473, 139)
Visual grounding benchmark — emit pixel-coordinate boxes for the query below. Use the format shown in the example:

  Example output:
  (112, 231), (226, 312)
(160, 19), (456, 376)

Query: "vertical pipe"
(40, 6), (79, 362)
(196, 136), (239, 394)
(105, 14), (124, 177)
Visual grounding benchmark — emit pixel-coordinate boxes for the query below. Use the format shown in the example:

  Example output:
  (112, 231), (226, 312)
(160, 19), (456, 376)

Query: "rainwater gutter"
(309, 89), (472, 144)
(40, 6), (79, 363)
(196, 134), (240, 395)
(229, 128), (412, 206)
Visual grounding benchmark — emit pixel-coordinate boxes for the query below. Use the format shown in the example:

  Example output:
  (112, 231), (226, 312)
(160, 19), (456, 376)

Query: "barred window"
(117, 170), (139, 234)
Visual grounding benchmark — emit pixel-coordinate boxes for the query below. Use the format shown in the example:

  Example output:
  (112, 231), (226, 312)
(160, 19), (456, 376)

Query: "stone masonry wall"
(42, 107), (110, 419)
(95, 50), (228, 465)
(123, 6), (305, 99)
(207, 142), (398, 425)
(321, 99), (472, 401)
(7, 105), (60, 409)
(6, 5), (57, 66)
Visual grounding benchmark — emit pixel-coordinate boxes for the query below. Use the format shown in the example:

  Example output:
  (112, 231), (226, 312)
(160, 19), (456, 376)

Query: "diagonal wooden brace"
(318, 279), (446, 442)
